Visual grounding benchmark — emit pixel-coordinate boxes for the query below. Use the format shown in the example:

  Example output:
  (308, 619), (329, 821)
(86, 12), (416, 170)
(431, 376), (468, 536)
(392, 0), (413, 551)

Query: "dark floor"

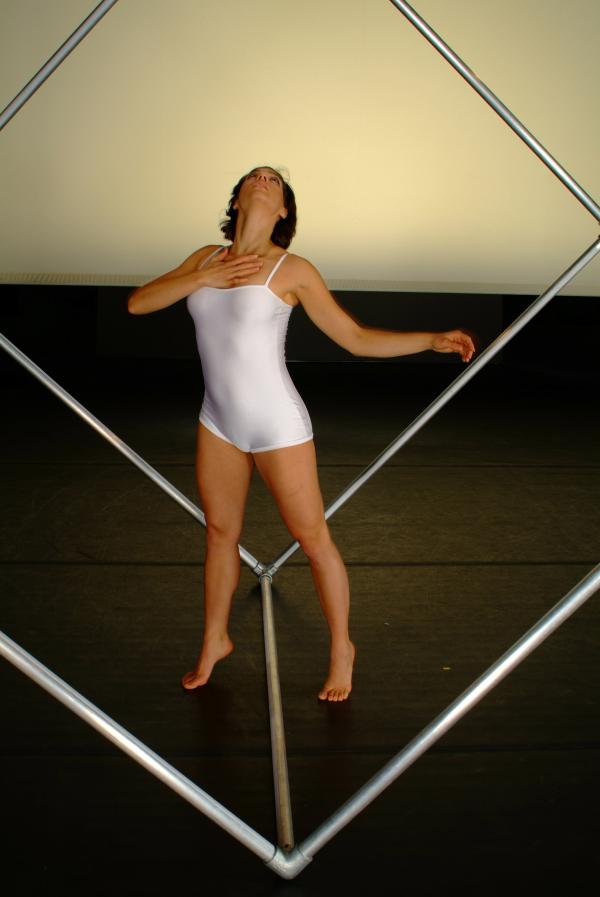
(1, 356), (599, 896)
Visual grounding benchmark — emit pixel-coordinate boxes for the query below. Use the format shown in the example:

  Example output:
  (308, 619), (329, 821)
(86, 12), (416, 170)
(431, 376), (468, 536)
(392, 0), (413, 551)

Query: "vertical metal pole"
(266, 236), (600, 573)
(0, 333), (264, 574)
(260, 574), (295, 850)
(0, 0), (120, 131)
(298, 561), (600, 860)
(0, 630), (276, 864)
(387, 0), (600, 223)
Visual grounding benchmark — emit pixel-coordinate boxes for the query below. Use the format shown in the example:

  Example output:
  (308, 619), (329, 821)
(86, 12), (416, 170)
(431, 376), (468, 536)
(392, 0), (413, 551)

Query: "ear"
(279, 207), (288, 220)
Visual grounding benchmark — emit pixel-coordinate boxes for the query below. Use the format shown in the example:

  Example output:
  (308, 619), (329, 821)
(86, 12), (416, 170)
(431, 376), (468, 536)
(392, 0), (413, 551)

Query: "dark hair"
(220, 166), (297, 249)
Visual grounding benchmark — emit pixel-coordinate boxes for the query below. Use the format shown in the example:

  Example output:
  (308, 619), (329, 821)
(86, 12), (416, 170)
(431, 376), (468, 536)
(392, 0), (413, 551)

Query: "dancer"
(128, 165), (475, 701)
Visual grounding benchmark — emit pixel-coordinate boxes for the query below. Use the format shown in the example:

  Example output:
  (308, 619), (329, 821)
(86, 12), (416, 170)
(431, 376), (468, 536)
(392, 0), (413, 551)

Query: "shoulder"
(279, 254), (360, 353)
(282, 253), (326, 289)
(189, 244), (225, 269)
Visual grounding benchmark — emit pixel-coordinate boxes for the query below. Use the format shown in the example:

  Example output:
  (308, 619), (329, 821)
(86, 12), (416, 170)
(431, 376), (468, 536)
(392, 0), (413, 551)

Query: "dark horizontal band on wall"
(1, 284), (598, 371)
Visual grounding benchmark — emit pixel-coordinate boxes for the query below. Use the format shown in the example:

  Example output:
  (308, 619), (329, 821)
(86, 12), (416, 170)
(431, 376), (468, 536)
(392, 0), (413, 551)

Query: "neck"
(230, 207), (279, 256)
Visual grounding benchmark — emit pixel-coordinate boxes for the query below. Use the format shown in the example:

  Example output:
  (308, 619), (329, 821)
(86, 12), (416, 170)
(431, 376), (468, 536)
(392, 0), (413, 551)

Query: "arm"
(293, 258), (475, 362)
(127, 246), (263, 315)
(127, 246), (214, 315)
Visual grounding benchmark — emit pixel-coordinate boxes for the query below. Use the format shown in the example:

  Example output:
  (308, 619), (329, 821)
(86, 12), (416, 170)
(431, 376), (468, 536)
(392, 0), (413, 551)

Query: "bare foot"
(181, 635), (234, 690)
(318, 640), (355, 702)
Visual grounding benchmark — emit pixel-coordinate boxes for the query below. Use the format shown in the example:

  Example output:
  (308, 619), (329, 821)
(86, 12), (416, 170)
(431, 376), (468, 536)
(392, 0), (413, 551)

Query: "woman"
(128, 165), (475, 702)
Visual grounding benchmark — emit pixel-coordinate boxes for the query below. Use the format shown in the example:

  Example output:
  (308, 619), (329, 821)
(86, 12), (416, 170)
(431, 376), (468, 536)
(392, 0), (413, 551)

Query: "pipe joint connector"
(264, 845), (312, 879)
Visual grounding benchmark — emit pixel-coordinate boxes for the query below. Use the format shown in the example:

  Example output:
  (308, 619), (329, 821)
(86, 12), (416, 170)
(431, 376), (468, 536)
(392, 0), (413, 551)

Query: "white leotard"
(186, 247), (313, 453)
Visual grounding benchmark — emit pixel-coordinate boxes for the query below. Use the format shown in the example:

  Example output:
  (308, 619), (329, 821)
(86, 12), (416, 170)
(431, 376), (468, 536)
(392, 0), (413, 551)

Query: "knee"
(205, 517), (243, 547)
(295, 519), (333, 561)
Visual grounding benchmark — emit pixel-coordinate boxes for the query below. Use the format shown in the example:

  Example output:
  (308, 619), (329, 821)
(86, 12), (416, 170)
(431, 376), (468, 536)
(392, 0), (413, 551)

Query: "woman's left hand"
(431, 330), (476, 362)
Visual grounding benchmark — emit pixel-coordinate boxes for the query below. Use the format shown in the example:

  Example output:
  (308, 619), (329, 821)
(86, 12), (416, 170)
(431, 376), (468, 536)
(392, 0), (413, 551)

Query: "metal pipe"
(266, 235), (600, 574)
(299, 560), (600, 859)
(0, 333), (264, 575)
(260, 574), (295, 851)
(0, 0), (120, 131)
(387, 0), (600, 223)
(0, 629), (276, 863)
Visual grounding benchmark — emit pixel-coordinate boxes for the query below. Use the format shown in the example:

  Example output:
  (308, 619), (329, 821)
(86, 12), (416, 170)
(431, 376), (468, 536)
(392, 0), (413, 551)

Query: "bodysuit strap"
(265, 252), (288, 287)
(197, 245), (226, 271)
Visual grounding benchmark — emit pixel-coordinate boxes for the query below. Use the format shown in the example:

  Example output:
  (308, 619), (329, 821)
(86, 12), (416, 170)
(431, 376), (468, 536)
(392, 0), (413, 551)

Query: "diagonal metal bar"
(260, 574), (295, 851)
(266, 236), (600, 574)
(0, 0), (120, 132)
(388, 0), (600, 223)
(0, 629), (276, 864)
(1, 0), (598, 883)
(0, 333), (264, 574)
(2, 547), (597, 881)
(294, 561), (600, 862)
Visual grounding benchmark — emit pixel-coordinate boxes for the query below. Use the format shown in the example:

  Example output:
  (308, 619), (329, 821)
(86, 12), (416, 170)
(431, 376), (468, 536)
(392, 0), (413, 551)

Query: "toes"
(181, 671), (205, 690)
(318, 686), (351, 702)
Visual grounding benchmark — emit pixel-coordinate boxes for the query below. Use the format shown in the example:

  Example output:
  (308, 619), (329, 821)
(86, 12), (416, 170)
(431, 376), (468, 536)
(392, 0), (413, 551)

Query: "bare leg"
(253, 440), (355, 702)
(182, 423), (254, 689)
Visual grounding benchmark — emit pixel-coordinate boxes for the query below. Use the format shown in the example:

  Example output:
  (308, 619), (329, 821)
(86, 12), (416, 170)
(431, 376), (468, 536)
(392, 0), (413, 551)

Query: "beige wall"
(1, 0), (599, 293)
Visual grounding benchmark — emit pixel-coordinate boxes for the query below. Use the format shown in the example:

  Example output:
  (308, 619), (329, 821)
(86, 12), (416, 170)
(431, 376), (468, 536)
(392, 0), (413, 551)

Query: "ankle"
(203, 631), (231, 645)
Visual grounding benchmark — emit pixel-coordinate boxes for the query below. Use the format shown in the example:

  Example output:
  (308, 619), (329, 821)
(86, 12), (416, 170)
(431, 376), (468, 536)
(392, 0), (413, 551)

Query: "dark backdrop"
(1, 285), (598, 378)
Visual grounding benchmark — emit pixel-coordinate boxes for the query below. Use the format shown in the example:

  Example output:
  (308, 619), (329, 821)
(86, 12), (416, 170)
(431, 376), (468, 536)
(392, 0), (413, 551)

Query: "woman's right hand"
(128, 246), (263, 315)
(199, 248), (263, 288)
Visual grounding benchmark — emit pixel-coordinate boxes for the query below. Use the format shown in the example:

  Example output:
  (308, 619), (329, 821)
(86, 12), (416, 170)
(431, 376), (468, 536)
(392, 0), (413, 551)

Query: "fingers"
(216, 254), (261, 273)
(205, 252), (263, 287)
(447, 331), (475, 360)
(208, 251), (258, 268)
(224, 260), (263, 284)
(433, 330), (476, 362)
(453, 337), (474, 362)
(449, 334), (474, 362)
(460, 332), (476, 362)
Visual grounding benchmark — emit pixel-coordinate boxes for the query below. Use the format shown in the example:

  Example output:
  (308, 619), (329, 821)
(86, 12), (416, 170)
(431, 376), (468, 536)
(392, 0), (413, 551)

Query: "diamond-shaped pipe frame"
(1, 0), (599, 880)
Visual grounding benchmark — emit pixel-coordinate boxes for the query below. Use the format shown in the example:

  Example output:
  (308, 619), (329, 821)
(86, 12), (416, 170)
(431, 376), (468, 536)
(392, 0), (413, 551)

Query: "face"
(235, 167), (288, 219)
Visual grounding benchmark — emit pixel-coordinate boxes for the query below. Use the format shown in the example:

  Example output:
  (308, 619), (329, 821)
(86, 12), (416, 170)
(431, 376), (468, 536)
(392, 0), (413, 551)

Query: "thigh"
(196, 422), (254, 535)
(252, 439), (326, 538)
